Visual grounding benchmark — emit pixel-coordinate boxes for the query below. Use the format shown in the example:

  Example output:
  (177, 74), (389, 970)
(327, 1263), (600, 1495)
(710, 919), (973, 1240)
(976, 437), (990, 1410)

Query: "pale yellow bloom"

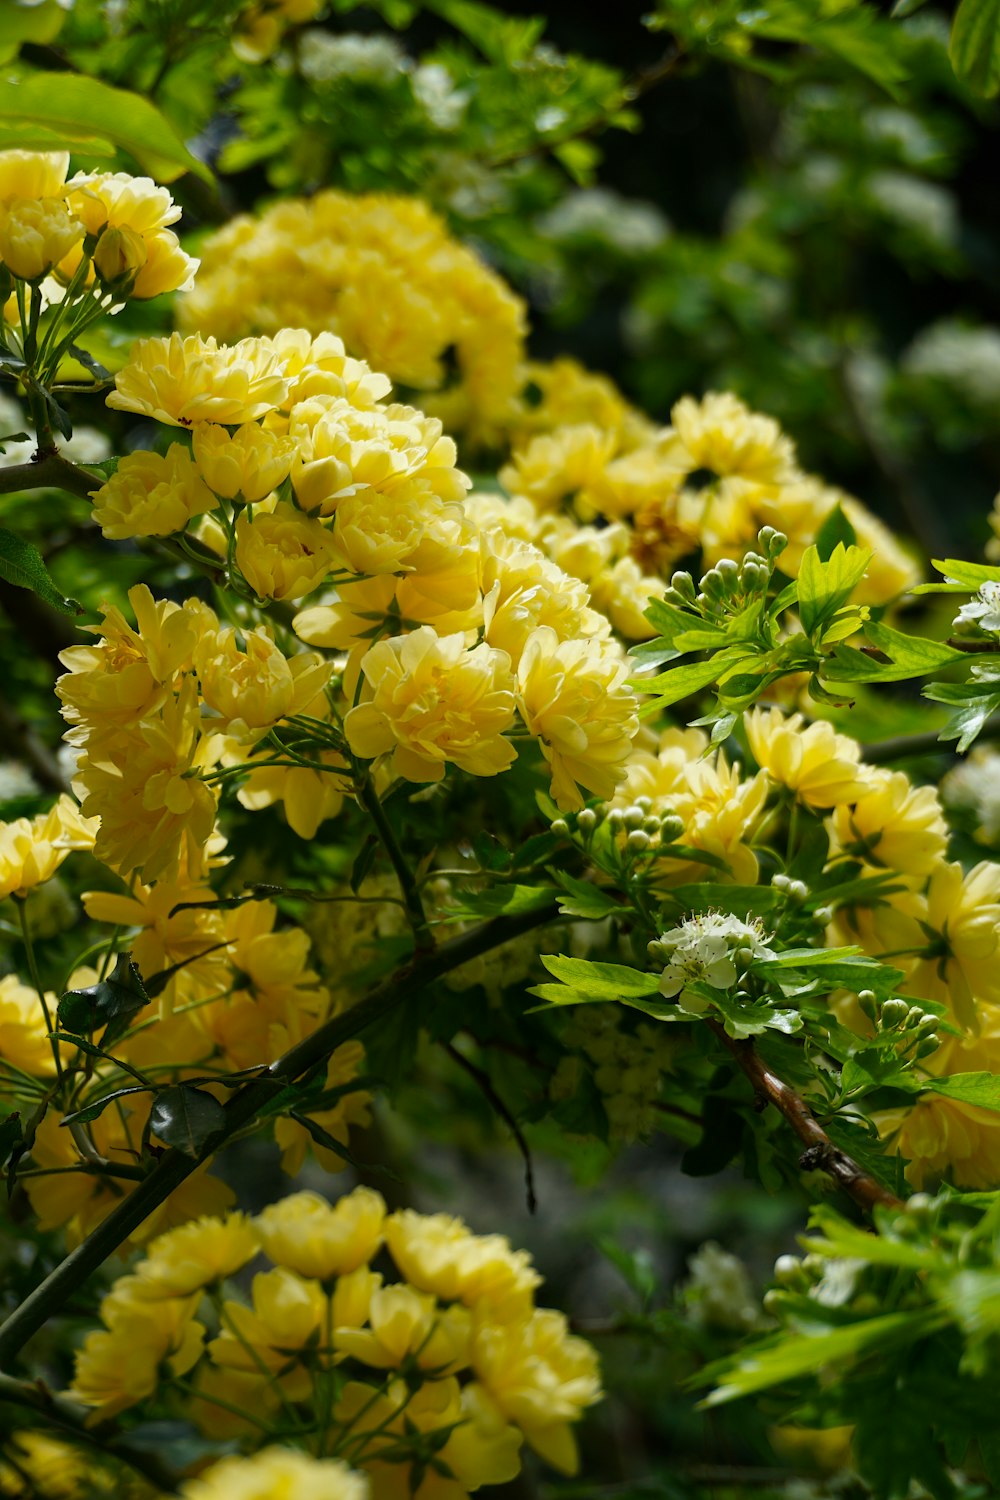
(234, 501), (342, 600)
(0, 197), (83, 281)
(0, 150), (69, 200)
(587, 555), (660, 640)
(255, 1188), (386, 1281)
(0, 974), (57, 1076)
(107, 333), (289, 427)
(828, 767), (948, 875)
(481, 531), (608, 666)
(516, 627), (638, 809)
(500, 424), (616, 513)
(0, 795), (97, 900)
(192, 421), (295, 502)
(877, 1024), (1000, 1189)
(334, 1284), (471, 1372)
(90, 445), (217, 540)
(70, 1292), (205, 1419)
(384, 1210), (541, 1316)
(346, 628), (517, 783)
(135, 1213), (259, 1296)
(194, 625), (331, 735)
(473, 1309), (602, 1475)
(744, 707), (864, 808)
(64, 170), (198, 297)
(181, 1448), (368, 1500)
(270, 327), (391, 411)
(208, 1268), (326, 1399)
(668, 391), (797, 486)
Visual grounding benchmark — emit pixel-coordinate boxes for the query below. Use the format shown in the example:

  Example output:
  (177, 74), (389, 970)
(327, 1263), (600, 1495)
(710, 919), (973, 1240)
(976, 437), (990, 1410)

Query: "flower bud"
(773, 1254), (804, 1288)
(758, 526), (788, 560)
(622, 805), (645, 831)
(701, 568), (727, 600)
(906, 1192), (934, 1218)
(607, 808), (624, 830)
(670, 570), (696, 602)
(642, 815), (661, 834)
(812, 905), (833, 925)
(659, 814), (684, 843)
(634, 795), (653, 813)
(772, 873), (790, 891)
(915, 1034), (940, 1058)
(881, 998), (910, 1030)
(857, 989), (878, 1021)
(550, 818), (570, 837)
(626, 829), (651, 853)
(577, 807), (598, 833)
(787, 879), (808, 903)
(93, 224), (147, 288)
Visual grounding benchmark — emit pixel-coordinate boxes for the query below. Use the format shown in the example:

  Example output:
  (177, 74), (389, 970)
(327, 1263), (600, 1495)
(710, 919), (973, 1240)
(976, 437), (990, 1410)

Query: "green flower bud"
(659, 814), (685, 843)
(670, 570), (696, 602)
(857, 989), (878, 1021)
(626, 829), (651, 853)
(550, 818), (570, 837)
(577, 807), (598, 834)
(881, 998), (910, 1030)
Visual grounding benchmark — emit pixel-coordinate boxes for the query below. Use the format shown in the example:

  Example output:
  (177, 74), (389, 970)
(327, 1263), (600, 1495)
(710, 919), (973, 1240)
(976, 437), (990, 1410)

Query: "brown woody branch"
(707, 1021), (903, 1213)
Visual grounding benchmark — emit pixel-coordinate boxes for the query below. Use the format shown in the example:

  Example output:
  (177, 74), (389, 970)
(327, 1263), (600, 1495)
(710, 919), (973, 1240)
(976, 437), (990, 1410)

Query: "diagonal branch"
(444, 1039), (537, 1214)
(708, 1021), (903, 1214)
(0, 900), (559, 1369)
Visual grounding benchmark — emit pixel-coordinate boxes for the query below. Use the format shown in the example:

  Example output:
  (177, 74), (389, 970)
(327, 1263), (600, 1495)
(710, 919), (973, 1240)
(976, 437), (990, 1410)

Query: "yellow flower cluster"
(177, 192), (527, 445)
(232, 0), (324, 63)
(68, 1188), (601, 1493)
(0, 149), (197, 297)
(498, 379), (919, 607)
(742, 704), (1000, 1188)
(0, 793), (96, 899)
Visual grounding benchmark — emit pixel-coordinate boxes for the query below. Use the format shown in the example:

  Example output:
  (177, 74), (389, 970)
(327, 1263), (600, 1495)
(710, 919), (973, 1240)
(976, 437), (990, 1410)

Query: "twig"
(0, 452), (99, 499)
(862, 714), (1000, 764)
(444, 1040), (537, 1214)
(707, 1021), (903, 1213)
(0, 899), (559, 1367)
(357, 777), (434, 954)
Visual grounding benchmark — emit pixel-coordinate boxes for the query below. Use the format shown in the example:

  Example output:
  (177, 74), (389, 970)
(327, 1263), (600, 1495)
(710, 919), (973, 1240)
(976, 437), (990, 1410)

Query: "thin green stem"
(357, 775), (433, 952)
(16, 897), (63, 1083)
(0, 902), (558, 1368)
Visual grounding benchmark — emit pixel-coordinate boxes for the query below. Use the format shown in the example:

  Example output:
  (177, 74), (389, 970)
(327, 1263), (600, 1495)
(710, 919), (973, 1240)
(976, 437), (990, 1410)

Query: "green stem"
(0, 901), (558, 1369)
(0, 451), (100, 498)
(862, 716), (1000, 764)
(15, 897), (62, 1083)
(357, 775), (433, 952)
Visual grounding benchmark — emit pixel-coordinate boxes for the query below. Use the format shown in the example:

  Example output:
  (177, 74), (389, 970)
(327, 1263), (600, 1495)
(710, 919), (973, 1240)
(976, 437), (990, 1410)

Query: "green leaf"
(638, 655), (738, 706)
(840, 1052), (920, 1099)
(60, 1085), (151, 1128)
(441, 884), (554, 920)
(926, 1072), (1000, 1111)
(797, 543), (872, 638)
(815, 503), (858, 560)
(537, 954), (661, 1000)
(551, 872), (623, 920)
(0, 73), (211, 183)
(0, 528), (82, 616)
(149, 1086), (225, 1156)
(660, 884), (782, 919)
(0, 1112), (22, 1171)
(709, 990), (802, 1040)
(425, 0), (545, 61)
(0, 1), (65, 64)
(57, 952), (150, 1045)
(950, 0), (1000, 95)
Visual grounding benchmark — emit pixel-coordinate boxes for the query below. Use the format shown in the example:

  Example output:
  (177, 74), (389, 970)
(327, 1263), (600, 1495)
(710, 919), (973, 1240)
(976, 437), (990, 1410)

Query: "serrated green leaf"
(60, 1085), (151, 1128)
(149, 1086), (225, 1156)
(0, 528), (82, 615)
(797, 543), (872, 638)
(926, 1072), (1000, 1111)
(551, 872), (622, 920)
(0, 73), (211, 183)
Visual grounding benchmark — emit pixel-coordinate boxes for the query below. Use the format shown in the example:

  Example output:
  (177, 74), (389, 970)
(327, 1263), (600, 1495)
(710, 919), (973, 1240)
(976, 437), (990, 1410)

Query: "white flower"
(954, 580), (1000, 635)
(683, 1242), (761, 1332)
(656, 912), (771, 1003)
(298, 30), (407, 85)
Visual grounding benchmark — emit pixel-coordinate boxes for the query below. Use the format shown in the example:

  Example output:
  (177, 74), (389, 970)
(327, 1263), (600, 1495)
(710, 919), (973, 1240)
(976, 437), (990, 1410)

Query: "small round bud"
(857, 989), (878, 1021)
(735, 945), (755, 967)
(607, 808), (625, 829)
(772, 873), (790, 891)
(634, 795), (653, 813)
(761, 1289), (787, 1316)
(881, 998), (910, 1030)
(759, 527), (788, 560)
(701, 568), (727, 600)
(812, 906), (833, 925)
(659, 814), (685, 844)
(550, 818), (570, 837)
(94, 224), (147, 289)
(905, 1006), (926, 1030)
(915, 1034), (940, 1058)
(577, 808), (598, 833)
(787, 879), (809, 903)
(801, 1254), (826, 1280)
(642, 815), (661, 834)
(623, 805), (645, 831)
(670, 570), (696, 602)
(626, 829), (651, 853)
(647, 939), (666, 960)
(716, 557), (740, 583)
(742, 552), (766, 571)
(661, 587), (686, 607)
(906, 1192), (934, 1218)
(773, 1254), (804, 1288)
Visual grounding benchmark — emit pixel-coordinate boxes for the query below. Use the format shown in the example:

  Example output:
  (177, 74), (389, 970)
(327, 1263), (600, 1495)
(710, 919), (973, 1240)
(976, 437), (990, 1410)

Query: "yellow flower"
(57, 584), (200, 734)
(345, 628), (517, 783)
(234, 501), (342, 600)
(90, 445), (217, 540)
(500, 424), (616, 513)
(69, 1290), (205, 1419)
(192, 421), (296, 502)
(587, 555), (661, 640)
(332, 488), (465, 578)
(669, 754), (768, 884)
(472, 1308), (601, 1475)
(0, 196), (83, 282)
(877, 1025), (1000, 1188)
(234, 692), (350, 837)
(76, 679), (219, 882)
(0, 795), (97, 900)
(516, 627), (638, 810)
(828, 767), (948, 876)
(481, 531), (608, 666)
(334, 1284), (472, 1372)
(208, 1267), (326, 1399)
(134, 1213), (259, 1296)
(0, 1432), (89, 1500)
(107, 333), (289, 427)
(0, 150), (69, 200)
(255, 1187), (386, 1281)
(194, 625), (331, 735)
(180, 1448), (369, 1500)
(92, 223), (147, 288)
(270, 327), (391, 411)
(0, 974), (57, 1076)
(383, 1210), (541, 1316)
(668, 391), (797, 486)
(63, 170), (198, 299)
(744, 707), (864, 808)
